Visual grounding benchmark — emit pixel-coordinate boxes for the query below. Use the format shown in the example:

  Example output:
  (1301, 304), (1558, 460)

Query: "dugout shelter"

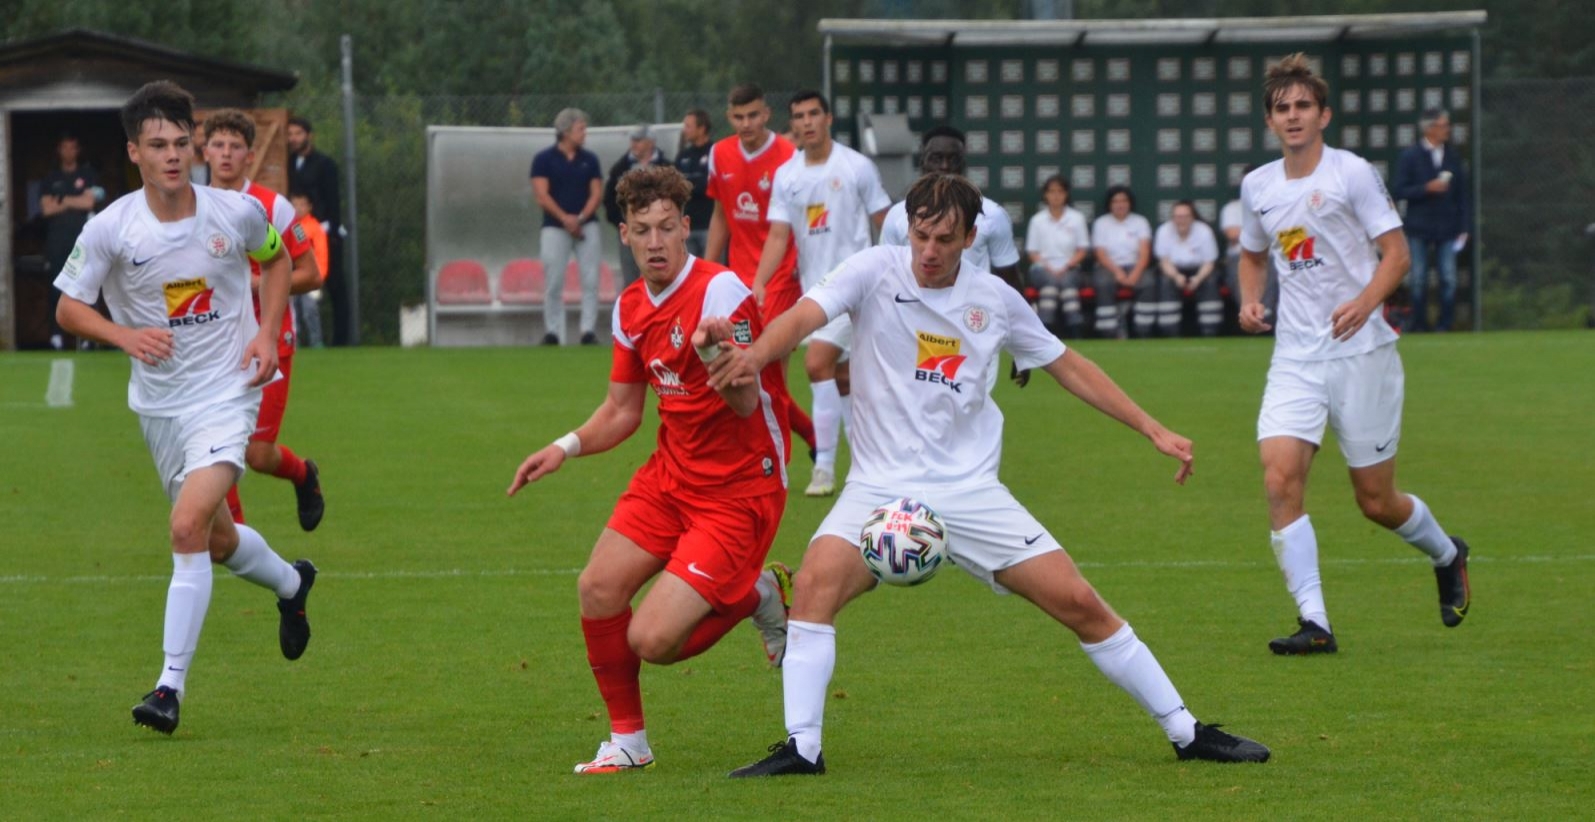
(821, 11), (1487, 330)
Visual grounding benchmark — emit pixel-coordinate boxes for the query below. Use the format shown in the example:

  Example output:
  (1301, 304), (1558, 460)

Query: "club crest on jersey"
(670, 319), (685, 349)
(734, 191), (760, 222)
(206, 233), (232, 258)
(1278, 226), (1325, 272)
(732, 319), (753, 345)
(164, 278), (222, 327)
(648, 359), (690, 397)
(805, 203), (831, 236)
(758, 172), (772, 191)
(829, 176), (843, 192)
(1308, 190), (1326, 211)
(963, 305), (991, 333)
(914, 330), (966, 393)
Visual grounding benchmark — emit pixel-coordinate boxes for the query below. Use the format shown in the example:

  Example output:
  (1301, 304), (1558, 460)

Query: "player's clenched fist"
(507, 445), (567, 496)
(1238, 301), (1272, 334)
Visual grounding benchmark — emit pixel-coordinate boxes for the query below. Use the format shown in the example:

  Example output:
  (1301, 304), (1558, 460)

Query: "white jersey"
(54, 185), (273, 417)
(1240, 146), (1403, 361)
(879, 196), (1020, 272)
(1091, 213), (1153, 268)
(805, 245), (1066, 490)
(1154, 220), (1220, 269)
(765, 143), (891, 292)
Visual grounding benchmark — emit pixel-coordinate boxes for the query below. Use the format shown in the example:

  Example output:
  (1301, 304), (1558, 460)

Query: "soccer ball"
(858, 498), (948, 586)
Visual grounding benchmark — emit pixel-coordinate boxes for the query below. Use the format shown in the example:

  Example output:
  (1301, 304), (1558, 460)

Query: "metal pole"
(341, 34), (362, 345)
(653, 87), (665, 124)
(1470, 28), (1483, 332)
(822, 34), (833, 105)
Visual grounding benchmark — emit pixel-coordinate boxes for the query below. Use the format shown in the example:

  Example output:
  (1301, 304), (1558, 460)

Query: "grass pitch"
(2, 331), (1592, 819)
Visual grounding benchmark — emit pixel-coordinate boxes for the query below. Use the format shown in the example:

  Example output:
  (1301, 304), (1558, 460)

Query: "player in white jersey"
(756, 91), (892, 497)
(1238, 55), (1470, 656)
(877, 125), (1029, 388)
(52, 82), (317, 735)
(709, 174), (1270, 775)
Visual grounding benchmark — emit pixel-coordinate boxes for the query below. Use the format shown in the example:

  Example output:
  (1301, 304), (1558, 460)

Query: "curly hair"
(615, 165), (693, 218)
(1264, 52), (1329, 111)
(202, 109), (255, 145)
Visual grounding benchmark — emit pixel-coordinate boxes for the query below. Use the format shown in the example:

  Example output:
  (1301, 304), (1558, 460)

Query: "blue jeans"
(1407, 237), (1458, 331)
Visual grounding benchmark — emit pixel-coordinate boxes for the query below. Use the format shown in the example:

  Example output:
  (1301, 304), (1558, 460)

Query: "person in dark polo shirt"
(531, 108), (604, 345)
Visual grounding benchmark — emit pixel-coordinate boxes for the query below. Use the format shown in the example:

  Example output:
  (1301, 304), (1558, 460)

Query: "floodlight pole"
(341, 33), (362, 345)
(1470, 27), (1483, 333)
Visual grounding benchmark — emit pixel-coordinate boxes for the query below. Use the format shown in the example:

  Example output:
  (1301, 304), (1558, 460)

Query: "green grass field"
(2, 332), (1592, 819)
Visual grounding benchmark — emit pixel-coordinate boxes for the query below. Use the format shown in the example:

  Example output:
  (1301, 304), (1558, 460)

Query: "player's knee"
(168, 514), (208, 554)
(627, 625), (680, 665)
(1355, 489), (1400, 525)
(1262, 465), (1302, 504)
(576, 568), (629, 615)
(790, 563), (850, 620)
(244, 444), (272, 472)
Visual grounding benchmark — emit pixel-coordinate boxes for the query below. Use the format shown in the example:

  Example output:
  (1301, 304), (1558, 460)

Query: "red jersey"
(244, 181), (314, 358)
(707, 132), (797, 287)
(610, 257), (790, 497)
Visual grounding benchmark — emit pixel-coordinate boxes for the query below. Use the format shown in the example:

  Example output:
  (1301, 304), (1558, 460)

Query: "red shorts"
(606, 461), (786, 612)
(250, 354), (293, 443)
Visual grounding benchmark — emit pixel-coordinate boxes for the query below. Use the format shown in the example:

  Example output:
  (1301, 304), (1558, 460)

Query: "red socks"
(225, 485), (246, 524)
(676, 587), (760, 661)
(581, 610), (644, 733)
(271, 445), (308, 485)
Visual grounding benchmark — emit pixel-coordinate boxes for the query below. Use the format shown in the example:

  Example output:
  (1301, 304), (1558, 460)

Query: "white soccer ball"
(858, 498), (948, 587)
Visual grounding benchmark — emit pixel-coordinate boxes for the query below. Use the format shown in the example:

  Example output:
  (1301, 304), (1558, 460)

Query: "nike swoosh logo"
(686, 562), (715, 581)
(1375, 438), (1395, 452)
(210, 445), (228, 454)
(1024, 533), (1044, 545)
(1259, 206), (1278, 216)
(894, 294), (921, 303)
(166, 666), (185, 672)
(132, 256), (154, 266)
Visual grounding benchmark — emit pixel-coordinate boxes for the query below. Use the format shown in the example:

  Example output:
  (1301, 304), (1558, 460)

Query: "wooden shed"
(0, 28), (298, 350)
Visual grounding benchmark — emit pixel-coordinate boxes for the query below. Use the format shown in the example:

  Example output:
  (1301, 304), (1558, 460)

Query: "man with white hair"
(532, 108), (605, 345)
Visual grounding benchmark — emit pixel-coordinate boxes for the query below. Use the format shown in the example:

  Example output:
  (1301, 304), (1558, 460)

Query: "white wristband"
(553, 432), (581, 457)
(695, 342), (723, 364)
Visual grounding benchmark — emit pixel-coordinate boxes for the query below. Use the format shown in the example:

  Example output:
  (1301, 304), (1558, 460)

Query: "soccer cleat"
(278, 559), (317, 660)
(580, 331), (599, 346)
(752, 562), (794, 667)
(728, 738), (826, 777)
(1174, 722), (1271, 763)
(1268, 618), (1338, 655)
(573, 740), (655, 774)
(1435, 537), (1471, 628)
(132, 686), (180, 735)
(294, 459), (325, 532)
(804, 468), (835, 498)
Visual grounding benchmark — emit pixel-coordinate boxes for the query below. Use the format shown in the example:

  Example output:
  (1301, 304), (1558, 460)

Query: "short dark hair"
(288, 116), (313, 132)
(202, 109), (255, 145)
(616, 165), (694, 218)
(1171, 199), (1198, 217)
(904, 173), (982, 235)
(289, 188), (311, 202)
(57, 131), (79, 145)
(1103, 184), (1136, 213)
(789, 90), (829, 115)
(727, 83), (764, 108)
(1040, 174), (1069, 200)
(1264, 53), (1329, 111)
(121, 81), (196, 142)
(686, 108), (712, 133)
(920, 125), (966, 148)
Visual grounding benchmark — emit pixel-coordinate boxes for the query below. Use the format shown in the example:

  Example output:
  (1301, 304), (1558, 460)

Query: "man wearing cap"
(605, 125), (668, 288)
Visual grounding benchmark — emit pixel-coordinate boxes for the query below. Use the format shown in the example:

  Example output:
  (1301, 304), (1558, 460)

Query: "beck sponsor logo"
(1278, 227), (1324, 271)
(914, 330), (966, 393)
(163, 278), (222, 327)
(805, 203), (831, 235)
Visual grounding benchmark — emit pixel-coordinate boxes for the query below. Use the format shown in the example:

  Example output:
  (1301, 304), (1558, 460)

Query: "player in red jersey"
(508, 165), (795, 775)
(202, 111), (325, 531)
(704, 83), (817, 455)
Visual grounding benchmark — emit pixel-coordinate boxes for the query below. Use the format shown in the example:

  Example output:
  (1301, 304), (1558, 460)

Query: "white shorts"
(139, 391), (260, 502)
(1257, 343), (1404, 469)
(805, 314), (853, 362)
(813, 481), (1063, 594)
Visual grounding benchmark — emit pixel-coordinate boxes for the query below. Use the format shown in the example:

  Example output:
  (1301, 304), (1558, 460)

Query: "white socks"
(158, 552), (213, 695)
(811, 379), (842, 471)
(224, 524), (301, 599)
(613, 730), (650, 755)
(1272, 515), (1329, 632)
(1395, 495), (1456, 566)
(1080, 623), (1196, 746)
(783, 620), (836, 764)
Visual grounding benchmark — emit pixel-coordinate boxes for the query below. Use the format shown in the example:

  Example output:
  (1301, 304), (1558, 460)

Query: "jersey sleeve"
(234, 192), (272, 253)
(705, 147), (721, 201)
(270, 195), (313, 260)
(1238, 177), (1269, 254)
(53, 215), (112, 304)
(608, 300), (648, 383)
(701, 271), (762, 348)
(1348, 155), (1404, 240)
(764, 164), (794, 226)
(878, 203), (906, 246)
(984, 205), (1021, 267)
(529, 150), (549, 180)
(1071, 211), (1091, 250)
(1197, 223), (1220, 262)
(857, 155), (893, 214)
(1000, 283), (1067, 369)
(805, 247), (878, 321)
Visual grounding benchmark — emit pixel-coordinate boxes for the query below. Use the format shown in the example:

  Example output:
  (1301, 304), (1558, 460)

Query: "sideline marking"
(46, 358), (75, 408)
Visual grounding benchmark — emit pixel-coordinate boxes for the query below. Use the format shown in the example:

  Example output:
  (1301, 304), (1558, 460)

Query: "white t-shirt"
(55, 185), (273, 417)
(1024, 207), (1090, 269)
(1154, 220), (1220, 269)
(879, 196), (1021, 273)
(1220, 199), (1244, 256)
(1091, 213), (1153, 268)
(765, 143), (891, 292)
(804, 245), (1066, 490)
(1240, 146), (1404, 361)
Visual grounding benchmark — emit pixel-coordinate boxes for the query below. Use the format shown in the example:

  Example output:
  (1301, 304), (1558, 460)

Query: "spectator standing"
(1025, 174), (1091, 336)
(39, 132), (105, 350)
(290, 191), (329, 347)
(1154, 201), (1223, 337)
(604, 125), (668, 288)
(1392, 108), (1471, 332)
(531, 108), (605, 346)
(286, 117), (346, 345)
(1090, 186), (1152, 338)
(675, 109), (715, 257)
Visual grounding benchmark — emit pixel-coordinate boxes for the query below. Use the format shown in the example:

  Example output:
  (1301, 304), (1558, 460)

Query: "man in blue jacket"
(1392, 108), (1471, 332)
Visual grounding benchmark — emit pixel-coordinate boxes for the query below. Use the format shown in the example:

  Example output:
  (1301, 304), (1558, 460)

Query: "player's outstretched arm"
(1331, 228), (1409, 341)
(58, 295), (173, 366)
(507, 380), (646, 496)
(1042, 349), (1194, 485)
(703, 298), (829, 391)
(692, 317), (759, 417)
